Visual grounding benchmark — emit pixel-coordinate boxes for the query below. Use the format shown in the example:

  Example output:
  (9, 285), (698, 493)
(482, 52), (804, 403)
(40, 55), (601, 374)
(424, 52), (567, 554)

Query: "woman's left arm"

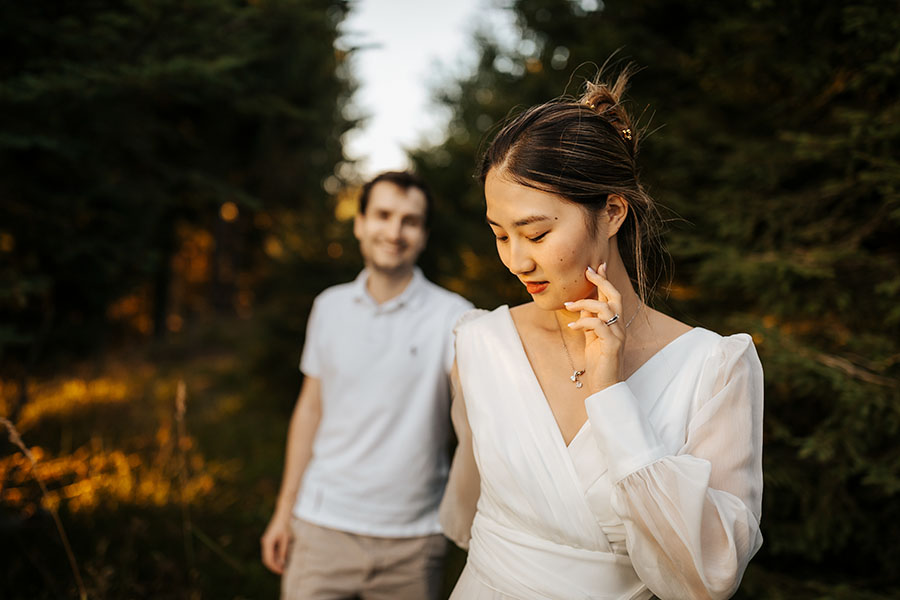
(586, 335), (764, 600)
(438, 360), (481, 549)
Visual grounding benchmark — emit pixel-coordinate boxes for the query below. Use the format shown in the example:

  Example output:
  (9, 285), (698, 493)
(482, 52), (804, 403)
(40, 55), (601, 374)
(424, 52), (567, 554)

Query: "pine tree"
(412, 0), (900, 595)
(0, 0), (355, 411)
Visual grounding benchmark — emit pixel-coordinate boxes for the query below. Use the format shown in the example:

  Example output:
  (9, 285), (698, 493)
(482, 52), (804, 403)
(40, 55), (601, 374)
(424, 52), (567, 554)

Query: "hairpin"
(621, 128), (633, 141)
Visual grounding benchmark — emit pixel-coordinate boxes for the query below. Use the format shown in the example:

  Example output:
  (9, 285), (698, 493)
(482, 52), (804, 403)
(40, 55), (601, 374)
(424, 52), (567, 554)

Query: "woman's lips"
(524, 281), (548, 294)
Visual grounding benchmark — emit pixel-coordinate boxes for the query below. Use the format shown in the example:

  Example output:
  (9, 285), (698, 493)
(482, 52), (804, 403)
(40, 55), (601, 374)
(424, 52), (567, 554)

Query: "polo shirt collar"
(351, 267), (426, 313)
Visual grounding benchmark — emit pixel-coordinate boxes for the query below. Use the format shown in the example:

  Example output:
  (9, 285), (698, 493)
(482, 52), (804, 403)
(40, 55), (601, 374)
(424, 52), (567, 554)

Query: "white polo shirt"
(294, 267), (473, 537)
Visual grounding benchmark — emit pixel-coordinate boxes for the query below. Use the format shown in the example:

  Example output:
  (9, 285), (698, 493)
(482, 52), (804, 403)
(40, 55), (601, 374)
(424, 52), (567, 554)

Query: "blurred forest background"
(1, 0), (898, 598)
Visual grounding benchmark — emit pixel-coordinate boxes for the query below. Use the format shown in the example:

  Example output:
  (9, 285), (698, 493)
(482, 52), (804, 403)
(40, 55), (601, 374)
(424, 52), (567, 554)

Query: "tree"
(0, 0), (355, 415)
(412, 0), (900, 595)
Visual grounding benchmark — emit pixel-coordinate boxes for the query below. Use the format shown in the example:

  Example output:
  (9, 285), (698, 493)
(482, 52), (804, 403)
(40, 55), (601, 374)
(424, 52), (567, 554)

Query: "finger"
(273, 534), (288, 574)
(261, 537), (276, 572)
(569, 307), (619, 329)
(262, 533), (285, 574)
(570, 319), (626, 344)
(585, 264), (622, 308)
(585, 265), (623, 312)
(569, 317), (619, 337)
(571, 303), (626, 337)
(570, 308), (625, 334)
(569, 300), (616, 324)
(580, 309), (598, 344)
(564, 299), (611, 315)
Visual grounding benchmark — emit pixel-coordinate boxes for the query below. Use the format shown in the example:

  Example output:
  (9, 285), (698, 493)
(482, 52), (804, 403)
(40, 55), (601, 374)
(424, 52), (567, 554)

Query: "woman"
(439, 69), (764, 600)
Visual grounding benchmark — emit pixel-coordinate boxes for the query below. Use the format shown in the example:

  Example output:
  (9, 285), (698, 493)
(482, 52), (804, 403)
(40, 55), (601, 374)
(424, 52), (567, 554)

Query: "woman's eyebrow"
(486, 215), (552, 227)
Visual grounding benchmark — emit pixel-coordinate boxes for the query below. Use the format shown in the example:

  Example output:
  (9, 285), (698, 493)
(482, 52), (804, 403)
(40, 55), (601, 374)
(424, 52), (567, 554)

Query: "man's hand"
(261, 510), (292, 574)
(262, 376), (321, 574)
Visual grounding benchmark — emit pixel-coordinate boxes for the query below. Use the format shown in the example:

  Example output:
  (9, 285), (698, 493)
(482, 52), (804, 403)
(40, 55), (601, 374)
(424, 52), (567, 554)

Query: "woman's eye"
(528, 232), (548, 242)
(495, 235), (508, 243)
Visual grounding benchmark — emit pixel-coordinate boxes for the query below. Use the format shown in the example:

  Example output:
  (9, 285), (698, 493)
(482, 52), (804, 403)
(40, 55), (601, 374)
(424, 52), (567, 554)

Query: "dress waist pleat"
(468, 513), (651, 600)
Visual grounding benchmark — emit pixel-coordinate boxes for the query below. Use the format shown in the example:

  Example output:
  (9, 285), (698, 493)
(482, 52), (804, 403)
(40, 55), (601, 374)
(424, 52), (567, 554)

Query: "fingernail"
(586, 265), (596, 274)
(600, 262), (607, 273)
(564, 302), (574, 308)
(567, 322), (576, 328)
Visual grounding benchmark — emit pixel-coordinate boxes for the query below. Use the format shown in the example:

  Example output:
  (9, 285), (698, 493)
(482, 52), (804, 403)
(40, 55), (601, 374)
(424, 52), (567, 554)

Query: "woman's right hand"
(564, 263), (626, 393)
(260, 509), (292, 574)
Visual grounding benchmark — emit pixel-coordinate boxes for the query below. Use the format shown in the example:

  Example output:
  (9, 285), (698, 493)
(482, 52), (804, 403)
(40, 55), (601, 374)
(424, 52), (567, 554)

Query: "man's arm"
(260, 375), (322, 574)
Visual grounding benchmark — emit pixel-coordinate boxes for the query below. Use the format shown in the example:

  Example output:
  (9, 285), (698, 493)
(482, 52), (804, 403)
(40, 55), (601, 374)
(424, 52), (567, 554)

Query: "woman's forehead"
(485, 171), (576, 225)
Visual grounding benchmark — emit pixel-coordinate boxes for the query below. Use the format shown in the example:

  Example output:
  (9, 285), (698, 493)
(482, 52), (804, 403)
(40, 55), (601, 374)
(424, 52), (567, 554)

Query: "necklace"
(556, 299), (643, 388)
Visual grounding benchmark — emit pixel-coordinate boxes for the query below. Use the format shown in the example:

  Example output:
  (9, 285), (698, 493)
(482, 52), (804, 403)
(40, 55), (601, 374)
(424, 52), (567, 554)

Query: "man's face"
(353, 182), (428, 275)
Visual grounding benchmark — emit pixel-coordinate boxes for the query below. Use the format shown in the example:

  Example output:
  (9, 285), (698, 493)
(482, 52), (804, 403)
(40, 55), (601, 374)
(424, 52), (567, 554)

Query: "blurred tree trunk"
(152, 213), (175, 339)
(0, 0), (356, 360)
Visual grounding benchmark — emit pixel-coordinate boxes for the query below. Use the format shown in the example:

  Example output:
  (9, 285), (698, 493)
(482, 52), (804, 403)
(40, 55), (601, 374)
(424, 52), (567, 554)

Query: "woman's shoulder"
(682, 325), (761, 382)
(453, 305), (508, 336)
(685, 324), (756, 358)
(643, 310), (759, 375)
(647, 310), (753, 354)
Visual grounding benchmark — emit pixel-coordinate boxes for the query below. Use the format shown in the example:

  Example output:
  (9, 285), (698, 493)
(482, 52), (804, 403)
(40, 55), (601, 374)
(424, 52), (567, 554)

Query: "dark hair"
(477, 67), (668, 303)
(358, 171), (434, 227)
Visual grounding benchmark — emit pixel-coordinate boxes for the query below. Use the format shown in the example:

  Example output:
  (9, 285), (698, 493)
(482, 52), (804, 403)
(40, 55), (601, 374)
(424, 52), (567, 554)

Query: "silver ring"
(604, 314), (620, 326)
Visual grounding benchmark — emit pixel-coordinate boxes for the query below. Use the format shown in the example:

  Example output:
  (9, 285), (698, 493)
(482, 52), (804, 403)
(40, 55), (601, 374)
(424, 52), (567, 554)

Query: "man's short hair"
(358, 171), (434, 227)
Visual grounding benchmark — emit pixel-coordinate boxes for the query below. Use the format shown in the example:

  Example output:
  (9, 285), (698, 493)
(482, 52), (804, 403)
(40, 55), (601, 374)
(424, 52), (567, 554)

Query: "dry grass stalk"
(174, 380), (196, 576)
(2, 416), (88, 600)
(172, 380), (246, 576)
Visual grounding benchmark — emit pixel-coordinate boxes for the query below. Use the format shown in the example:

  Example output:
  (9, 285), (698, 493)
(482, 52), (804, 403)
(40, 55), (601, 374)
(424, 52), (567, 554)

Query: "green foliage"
(0, 0), (354, 377)
(412, 0), (900, 594)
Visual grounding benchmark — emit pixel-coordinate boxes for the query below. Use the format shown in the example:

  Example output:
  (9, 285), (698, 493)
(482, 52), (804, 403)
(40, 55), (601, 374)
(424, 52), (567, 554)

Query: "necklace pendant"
(571, 370), (585, 388)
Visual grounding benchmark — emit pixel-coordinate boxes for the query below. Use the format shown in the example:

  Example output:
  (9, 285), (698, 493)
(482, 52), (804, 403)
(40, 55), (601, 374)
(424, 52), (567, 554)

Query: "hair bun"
(580, 68), (636, 148)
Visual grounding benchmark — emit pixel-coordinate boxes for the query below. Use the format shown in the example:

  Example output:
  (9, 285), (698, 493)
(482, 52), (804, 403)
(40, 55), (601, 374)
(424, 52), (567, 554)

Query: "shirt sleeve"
(585, 334), (764, 600)
(299, 295), (325, 377)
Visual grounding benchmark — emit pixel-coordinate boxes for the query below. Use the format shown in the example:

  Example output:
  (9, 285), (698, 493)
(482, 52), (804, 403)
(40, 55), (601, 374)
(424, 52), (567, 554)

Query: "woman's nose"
(507, 241), (535, 275)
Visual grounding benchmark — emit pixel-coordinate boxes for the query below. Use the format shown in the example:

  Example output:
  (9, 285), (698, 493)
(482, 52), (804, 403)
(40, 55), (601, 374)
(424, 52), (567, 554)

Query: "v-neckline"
(499, 305), (697, 449)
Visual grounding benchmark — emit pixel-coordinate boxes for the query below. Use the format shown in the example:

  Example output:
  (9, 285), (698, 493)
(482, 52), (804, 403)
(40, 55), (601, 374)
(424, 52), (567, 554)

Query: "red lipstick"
(524, 281), (548, 294)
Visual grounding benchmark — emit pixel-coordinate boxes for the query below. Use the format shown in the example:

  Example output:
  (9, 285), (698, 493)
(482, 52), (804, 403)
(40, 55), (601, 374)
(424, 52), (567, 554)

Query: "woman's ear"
(605, 195), (629, 238)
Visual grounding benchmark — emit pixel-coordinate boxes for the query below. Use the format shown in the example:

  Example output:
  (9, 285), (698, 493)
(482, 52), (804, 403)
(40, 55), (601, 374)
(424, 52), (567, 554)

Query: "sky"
(339, 0), (517, 178)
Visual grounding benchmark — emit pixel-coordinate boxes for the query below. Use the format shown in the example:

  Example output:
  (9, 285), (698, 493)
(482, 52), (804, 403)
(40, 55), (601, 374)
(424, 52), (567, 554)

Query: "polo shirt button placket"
(365, 303), (380, 344)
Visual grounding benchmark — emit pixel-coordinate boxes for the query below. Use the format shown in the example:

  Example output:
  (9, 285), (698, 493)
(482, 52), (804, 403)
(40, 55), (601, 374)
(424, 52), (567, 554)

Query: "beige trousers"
(281, 518), (447, 600)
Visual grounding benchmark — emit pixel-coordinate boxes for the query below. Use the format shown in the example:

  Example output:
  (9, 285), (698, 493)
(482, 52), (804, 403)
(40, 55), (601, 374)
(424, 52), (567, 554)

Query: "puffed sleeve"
(438, 361), (481, 548)
(443, 297), (476, 375)
(585, 333), (764, 600)
(438, 309), (486, 548)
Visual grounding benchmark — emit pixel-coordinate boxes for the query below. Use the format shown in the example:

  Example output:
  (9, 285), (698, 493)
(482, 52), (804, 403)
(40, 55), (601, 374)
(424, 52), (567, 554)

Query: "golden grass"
(2, 417), (88, 600)
(1, 367), (229, 517)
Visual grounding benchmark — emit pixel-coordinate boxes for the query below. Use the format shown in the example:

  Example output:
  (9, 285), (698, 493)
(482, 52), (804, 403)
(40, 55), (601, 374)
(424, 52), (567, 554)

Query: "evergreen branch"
(809, 351), (898, 388)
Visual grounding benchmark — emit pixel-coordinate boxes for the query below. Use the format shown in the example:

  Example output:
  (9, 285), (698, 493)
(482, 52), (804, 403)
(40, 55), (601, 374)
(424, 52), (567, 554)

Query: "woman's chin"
(531, 294), (565, 311)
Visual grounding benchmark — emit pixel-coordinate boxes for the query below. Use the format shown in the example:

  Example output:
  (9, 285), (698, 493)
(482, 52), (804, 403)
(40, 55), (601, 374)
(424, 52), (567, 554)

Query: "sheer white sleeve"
(585, 334), (764, 600)
(439, 361), (481, 549)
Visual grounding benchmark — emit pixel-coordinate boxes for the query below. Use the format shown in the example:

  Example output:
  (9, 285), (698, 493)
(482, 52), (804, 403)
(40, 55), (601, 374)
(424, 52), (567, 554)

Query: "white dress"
(440, 306), (764, 600)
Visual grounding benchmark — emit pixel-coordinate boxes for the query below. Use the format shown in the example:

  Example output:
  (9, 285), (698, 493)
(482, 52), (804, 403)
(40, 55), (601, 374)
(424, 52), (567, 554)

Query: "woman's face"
(485, 169), (616, 309)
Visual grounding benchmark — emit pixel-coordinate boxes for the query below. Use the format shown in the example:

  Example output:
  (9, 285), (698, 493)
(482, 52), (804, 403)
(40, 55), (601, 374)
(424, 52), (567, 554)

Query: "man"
(261, 171), (473, 600)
